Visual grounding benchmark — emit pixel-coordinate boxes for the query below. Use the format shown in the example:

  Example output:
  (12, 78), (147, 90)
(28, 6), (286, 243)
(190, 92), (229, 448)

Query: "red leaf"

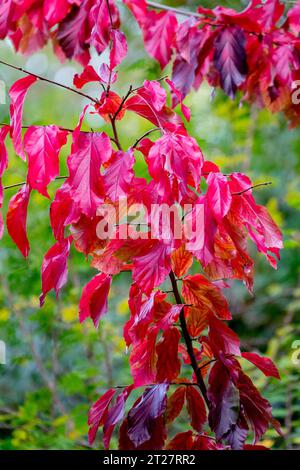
(104, 149), (135, 202)
(166, 430), (194, 450)
(206, 172), (232, 222)
(73, 65), (101, 89)
(182, 274), (232, 321)
(0, 126), (9, 177)
(242, 352), (280, 379)
(44, 0), (72, 27)
(127, 384), (169, 447)
(9, 75), (37, 160)
(25, 125), (68, 197)
(165, 386), (186, 424)
(88, 388), (115, 445)
(156, 327), (181, 382)
(119, 416), (166, 450)
(39, 237), (72, 306)
(56, 0), (91, 65)
(6, 184), (31, 258)
(110, 29), (128, 70)
(126, 0), (177, 69)
(79, 273), (112, 327)
(67, 130), (112, 217)
(171, 245), (193, 278)
(103, 385), (134, 449)
(132, 240), (172, 295)
(0, 0), (14, 40)
(148, 133), (203, 200)
(130, 327), (158, 386)
(208, 361), (240, 442)
(237, 370), (275, 443)
(89, 0), (120, 54)
(208, 314), (241, 358)
(214, 26), (248, 99)
(50, 183), (81, 240)
(186, 385), (207, 432)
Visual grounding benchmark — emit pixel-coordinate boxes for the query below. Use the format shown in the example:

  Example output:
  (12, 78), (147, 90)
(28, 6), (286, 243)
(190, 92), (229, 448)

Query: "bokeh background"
(0, 0), (299, 450)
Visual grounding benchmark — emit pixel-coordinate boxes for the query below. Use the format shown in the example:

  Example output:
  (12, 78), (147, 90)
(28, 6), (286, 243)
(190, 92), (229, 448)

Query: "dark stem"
(169, 270), (210, 408)
(232, 181), (272, 196)
(0, 59), (99, 104)
(3, 175), (68, 191)
(109, 116), (122, 150)
(133, 127), (160, 148)
(146, 1), (202, 18)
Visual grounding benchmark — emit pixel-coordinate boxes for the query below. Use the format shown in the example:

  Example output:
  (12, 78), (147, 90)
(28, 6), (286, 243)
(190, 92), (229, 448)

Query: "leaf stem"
(0, 59), (99, 104)
(169, 270), (210, 408)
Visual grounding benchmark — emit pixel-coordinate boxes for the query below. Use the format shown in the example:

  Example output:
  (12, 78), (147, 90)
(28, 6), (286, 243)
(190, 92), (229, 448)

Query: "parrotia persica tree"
(0, 0), (299, 450)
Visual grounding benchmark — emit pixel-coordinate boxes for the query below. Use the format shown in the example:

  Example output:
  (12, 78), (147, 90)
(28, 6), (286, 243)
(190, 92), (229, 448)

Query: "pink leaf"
(79, 273), (112, 327)
(50, 183), (81, 240)
(40, 237), (72, 306)
(126, 0), (177, 69)
(6, 184), (31, 258)
(206, 172), (232, 222)
(127, 384), (169, 447)
(73, 65), (101, 89)
(88, 389), (116, 445)
(44, 0), (72, 27)
(103, 149), (135, 202)
(25, 125), (68, 197)
(0, 126), (9, 177)
(110, 29), (128, 70)
(214, 26), (248, 99)
(132, 240), (172, 295)
(56, 0), (91, 65)
(242, 352), (280, 379)
(9, 75), (37, 160)
(103, 385), (134, 449)
(67, 130), (112, 217)
(166, 78), (191, 121)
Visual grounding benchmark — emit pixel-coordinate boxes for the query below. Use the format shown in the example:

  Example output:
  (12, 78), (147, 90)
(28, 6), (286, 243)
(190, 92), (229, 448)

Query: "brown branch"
(169, 270), (210, 408)
(232, 181), (272, 196)
(0, 59), (99, 104)
(133, 127), (161, 148)
(146, 1), (202, 18)
(3, 175), (68, 191)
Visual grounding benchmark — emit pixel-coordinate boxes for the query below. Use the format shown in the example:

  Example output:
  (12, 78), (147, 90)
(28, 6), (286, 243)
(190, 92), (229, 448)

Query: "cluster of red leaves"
(0, 0), (288, 452)
(0, 0), (127, 69)
(1, 0), (300, 124)
(126, 0), (300, 126)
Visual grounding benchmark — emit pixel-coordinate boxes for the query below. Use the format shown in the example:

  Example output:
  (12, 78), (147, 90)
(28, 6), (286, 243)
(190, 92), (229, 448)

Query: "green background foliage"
(0, 1), (299, 450)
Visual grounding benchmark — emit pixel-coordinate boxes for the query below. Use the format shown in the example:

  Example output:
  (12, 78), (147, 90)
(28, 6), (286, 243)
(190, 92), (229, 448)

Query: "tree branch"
(0, 59), (99, 104)
(146, 1), (202, 18)
(232, 181), (272, 196)
(3, 175), (68, 191)
(169, 270), (210, 408)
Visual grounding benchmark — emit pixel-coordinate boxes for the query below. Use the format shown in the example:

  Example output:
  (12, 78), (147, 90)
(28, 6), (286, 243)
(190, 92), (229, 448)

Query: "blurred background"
(0, 0), (299, 450)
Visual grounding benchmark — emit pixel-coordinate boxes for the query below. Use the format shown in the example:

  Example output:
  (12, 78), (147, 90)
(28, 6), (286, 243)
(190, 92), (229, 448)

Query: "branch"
(146, 1), (202, 18)
(232, 181), (272, 196)
(0, 59), (99, 104)
(3, 175), (68, 191)
(169, 270), (210, 408)
(133, 127), (161, 148)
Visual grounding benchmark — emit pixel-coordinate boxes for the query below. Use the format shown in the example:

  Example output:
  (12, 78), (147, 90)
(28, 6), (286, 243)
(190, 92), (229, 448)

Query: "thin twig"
(169, 271), (210, 408)
(0, 59), (99, 104)
(133, 127), (160, 148)
(232, 181), (272, 196)
(3, 175), (68, 191)
(146, 1), (202, 18)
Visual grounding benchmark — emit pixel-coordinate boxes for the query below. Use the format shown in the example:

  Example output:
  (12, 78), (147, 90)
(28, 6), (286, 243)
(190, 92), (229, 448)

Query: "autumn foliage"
(1, 0), (298, 450)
